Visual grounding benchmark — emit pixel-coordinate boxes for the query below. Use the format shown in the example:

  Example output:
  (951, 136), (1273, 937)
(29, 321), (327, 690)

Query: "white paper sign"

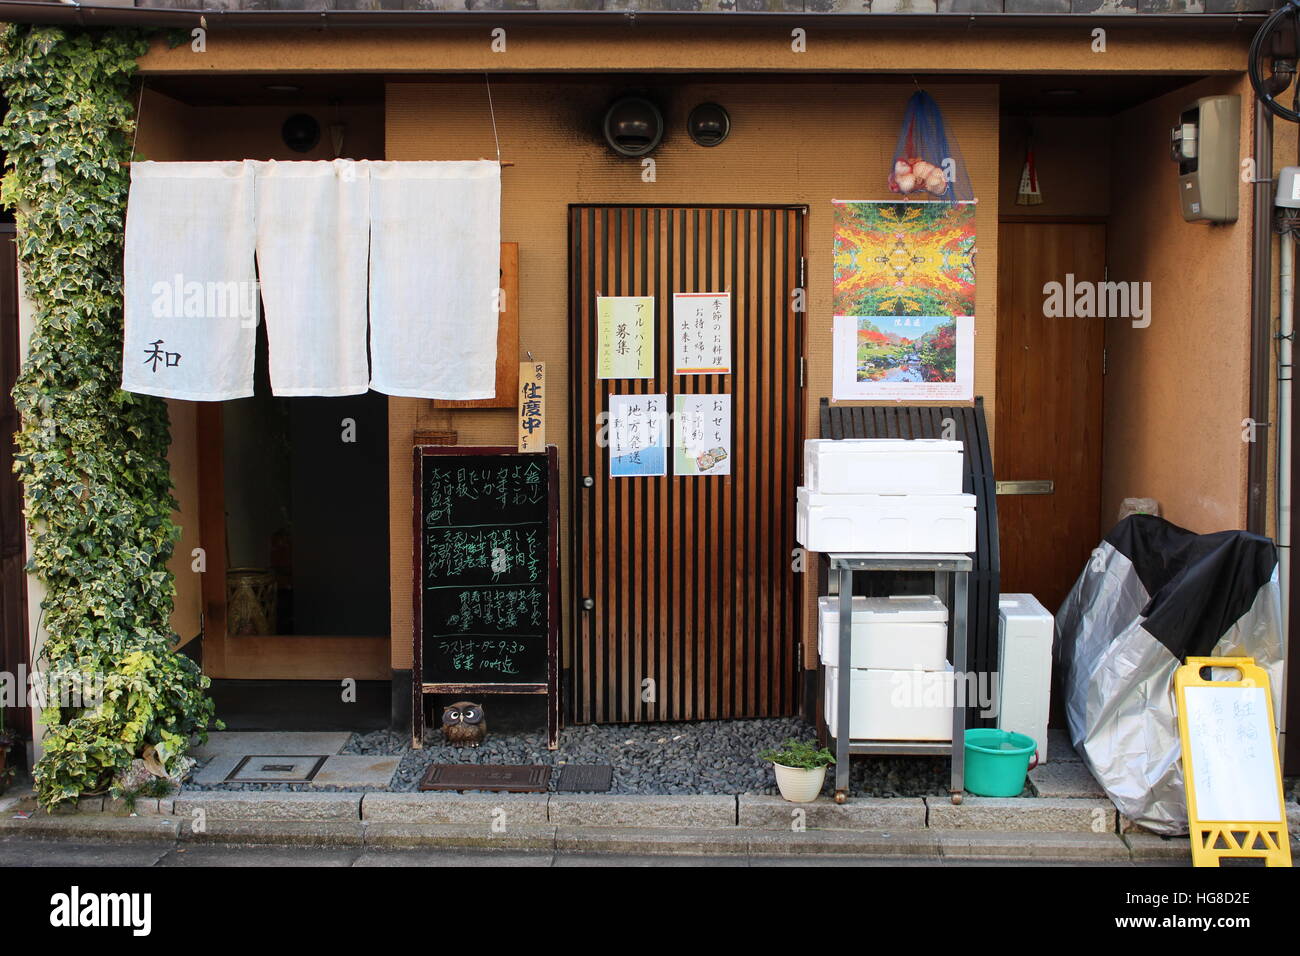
(673, 292), (731, 375)
(673, 394), (731, 476)
(1183, 685), (1283, 823)
(608, 394), (667, 477)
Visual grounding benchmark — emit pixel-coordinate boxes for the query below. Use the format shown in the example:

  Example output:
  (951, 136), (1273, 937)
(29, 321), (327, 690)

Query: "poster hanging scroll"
(831, 200), (975, 401)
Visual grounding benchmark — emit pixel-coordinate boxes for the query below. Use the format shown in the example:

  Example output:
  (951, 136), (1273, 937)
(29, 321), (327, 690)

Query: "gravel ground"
(181, 719), (953, 797)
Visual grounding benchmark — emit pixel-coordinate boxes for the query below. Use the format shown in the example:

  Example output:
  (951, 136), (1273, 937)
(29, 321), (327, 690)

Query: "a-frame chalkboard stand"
(412, 445), (560, 750)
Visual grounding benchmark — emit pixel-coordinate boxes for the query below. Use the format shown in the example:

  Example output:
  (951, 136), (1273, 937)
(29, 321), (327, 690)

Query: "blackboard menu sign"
(412, 445), (559, 749)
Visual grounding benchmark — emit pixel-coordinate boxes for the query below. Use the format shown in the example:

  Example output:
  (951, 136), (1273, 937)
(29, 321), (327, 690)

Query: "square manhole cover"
(226, 755), (328, 783)
(555, 765), (614, 793)
(419, 764), (551, 792)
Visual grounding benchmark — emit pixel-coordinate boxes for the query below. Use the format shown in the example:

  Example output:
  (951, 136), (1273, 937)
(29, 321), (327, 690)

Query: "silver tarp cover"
(1055, 520), (1282, 836)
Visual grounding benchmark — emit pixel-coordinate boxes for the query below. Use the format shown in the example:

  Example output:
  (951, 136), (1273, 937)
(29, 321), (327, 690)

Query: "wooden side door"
(995, 220), (1106, 613)
(569, 205), (805, 723)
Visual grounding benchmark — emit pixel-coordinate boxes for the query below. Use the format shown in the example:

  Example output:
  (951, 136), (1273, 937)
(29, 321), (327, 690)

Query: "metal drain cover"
(226, 755), (328, 783)
(555, 765), (614, 793)
(419, 764), (552, 793)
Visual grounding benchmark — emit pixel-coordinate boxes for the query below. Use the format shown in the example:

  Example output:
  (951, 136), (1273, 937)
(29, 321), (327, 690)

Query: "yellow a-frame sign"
(1174, 657), (1292, 867)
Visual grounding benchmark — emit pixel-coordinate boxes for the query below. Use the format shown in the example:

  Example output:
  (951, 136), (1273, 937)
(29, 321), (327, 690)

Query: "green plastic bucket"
(964, 729), (1039, 797)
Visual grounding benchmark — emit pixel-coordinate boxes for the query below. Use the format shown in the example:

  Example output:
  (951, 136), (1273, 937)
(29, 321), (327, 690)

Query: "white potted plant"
(759, 738), (836, 803)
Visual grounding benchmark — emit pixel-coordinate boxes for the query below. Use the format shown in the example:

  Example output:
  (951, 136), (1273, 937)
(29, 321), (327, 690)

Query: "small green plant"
(759, 738), (836, 770)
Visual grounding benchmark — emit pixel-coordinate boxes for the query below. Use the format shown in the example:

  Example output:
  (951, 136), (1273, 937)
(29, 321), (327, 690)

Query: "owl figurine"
(441, 701), (488, 747)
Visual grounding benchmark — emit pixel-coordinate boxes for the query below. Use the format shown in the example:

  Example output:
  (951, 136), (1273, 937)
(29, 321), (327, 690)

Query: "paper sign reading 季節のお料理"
(673, 394), (731, 476)
(608, 394), (667, 477)
(597, 296), (655, 379)
(673, 293), (731, 375)
(518, 361), (545, 453)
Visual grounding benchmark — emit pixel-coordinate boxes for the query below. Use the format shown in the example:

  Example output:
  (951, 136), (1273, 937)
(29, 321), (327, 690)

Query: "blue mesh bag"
(888, 91), (974, 202)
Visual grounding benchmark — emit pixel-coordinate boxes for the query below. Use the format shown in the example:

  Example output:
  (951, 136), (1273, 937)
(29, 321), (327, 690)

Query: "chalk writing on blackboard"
(420, 455), (551, 684)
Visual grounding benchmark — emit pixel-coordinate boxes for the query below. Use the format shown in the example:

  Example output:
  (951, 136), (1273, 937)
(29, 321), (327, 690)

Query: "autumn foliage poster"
(831, 200), (975, 401)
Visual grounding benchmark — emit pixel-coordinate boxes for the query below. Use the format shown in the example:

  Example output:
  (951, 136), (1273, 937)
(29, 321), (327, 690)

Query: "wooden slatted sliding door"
(569, 205), (806, 723)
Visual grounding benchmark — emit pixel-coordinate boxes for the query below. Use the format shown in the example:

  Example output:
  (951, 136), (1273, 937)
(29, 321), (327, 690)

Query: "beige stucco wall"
(1103, 74), (1255, 534)
(383, 77), (1001, 671)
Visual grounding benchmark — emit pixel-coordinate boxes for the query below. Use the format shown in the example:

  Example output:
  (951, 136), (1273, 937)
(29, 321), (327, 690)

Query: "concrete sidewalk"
(2, 787), (1257, 863)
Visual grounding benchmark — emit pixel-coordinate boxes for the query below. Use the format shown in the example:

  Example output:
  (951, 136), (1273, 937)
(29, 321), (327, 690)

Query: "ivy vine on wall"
(0, 25), (217, 808)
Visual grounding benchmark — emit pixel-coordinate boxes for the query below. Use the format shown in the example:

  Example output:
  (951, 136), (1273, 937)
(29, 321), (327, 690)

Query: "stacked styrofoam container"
(803, 438), (973, 741)
(820, 596), (955, 741)
(797, 439), (975, 553)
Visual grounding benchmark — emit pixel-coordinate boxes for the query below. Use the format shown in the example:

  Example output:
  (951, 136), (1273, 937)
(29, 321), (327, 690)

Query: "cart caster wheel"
(951, 792), (963, 805)
(834, 791), (847, 805)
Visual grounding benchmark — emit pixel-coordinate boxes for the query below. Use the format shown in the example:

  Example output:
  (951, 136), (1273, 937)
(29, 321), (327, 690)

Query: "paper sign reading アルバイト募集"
(597, 296), (655, 379)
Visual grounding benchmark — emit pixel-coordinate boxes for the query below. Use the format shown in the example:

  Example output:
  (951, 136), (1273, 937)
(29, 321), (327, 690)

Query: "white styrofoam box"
(825, 664), (954, 741)
(817, 595), (948, 671)
(997, 594), (1054, 764)
(804, 439), (964, 496)
(796, 488), (976, 553)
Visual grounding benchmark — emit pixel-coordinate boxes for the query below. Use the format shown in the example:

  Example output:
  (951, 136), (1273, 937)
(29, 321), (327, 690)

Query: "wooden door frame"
(0, 223), (30, 738)
(196, 403), (388, 680)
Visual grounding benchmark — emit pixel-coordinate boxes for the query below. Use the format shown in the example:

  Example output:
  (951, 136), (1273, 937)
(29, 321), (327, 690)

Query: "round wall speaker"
(602, 96), (665, 158)
(281, 113), (321, 154)
(687, 103), (731, 147)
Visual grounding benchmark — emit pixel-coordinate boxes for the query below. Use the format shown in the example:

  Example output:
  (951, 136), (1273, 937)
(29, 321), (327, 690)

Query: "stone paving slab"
(0, 813), (180, 843)
(355, 847), (554, 867)
(191, 731), (350, 760)
(936, 830), (1132, 861)
(173, 791), (361, 822)
(362, 791), (549, 825)
(1028, 761), (1106, 799)
(311, 755), (401, 789)
(1124, 832), (1192, 863)
(746, 827), (942, 857)
(1047, 728), (1082, 763)
(926, 796), (1117, 832)
(190, 754), (246, 786)
(160, 844), (362, 867)
(179, 820), (366, 846)
(364, 823), (558, 851)
(738, 795), (926, 830)
(547, 793), (735, 828)
(554, 825), (749, 856)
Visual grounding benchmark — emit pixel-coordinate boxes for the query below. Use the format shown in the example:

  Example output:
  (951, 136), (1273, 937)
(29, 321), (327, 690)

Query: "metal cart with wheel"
(823, 552), (973, 805)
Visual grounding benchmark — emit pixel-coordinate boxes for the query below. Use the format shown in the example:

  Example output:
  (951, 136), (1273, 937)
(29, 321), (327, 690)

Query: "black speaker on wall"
(281, 113), (321, 154)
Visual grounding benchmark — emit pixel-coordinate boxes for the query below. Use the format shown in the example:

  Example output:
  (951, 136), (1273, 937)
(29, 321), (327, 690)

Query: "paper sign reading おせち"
(674, 394), (731, 476)
(609, 393), (667, 477)
(598, 296), (655, 379)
